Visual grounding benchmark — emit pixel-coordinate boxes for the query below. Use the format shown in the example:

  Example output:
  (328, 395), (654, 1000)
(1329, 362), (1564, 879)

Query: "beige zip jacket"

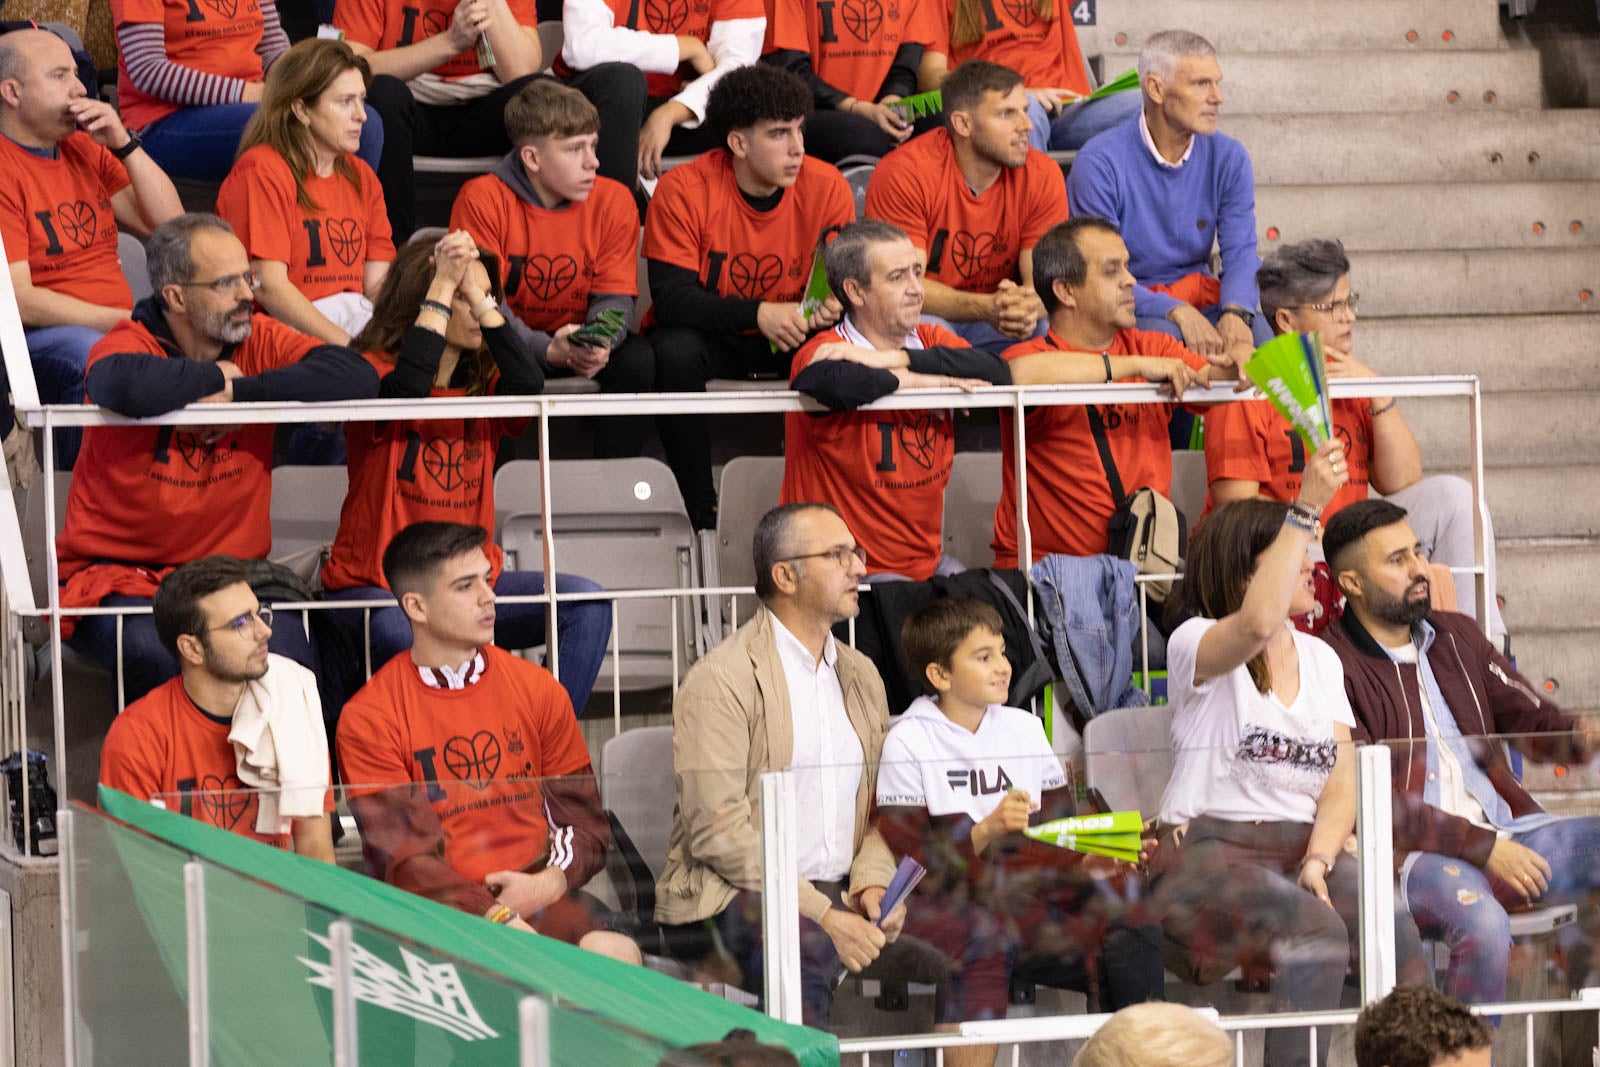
(655, 608), (896, 925)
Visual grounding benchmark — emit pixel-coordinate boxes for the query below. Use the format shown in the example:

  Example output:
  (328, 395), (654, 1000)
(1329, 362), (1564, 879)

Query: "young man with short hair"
(646, 63), (854, 528)
(450, 78), (652, 456)
(779, 218), (1005, 580)
(864, 59), (1068, 353)
(100, 556), (334, 861)
(1353, 986), (1491, 1067)
(337, 522), (639, 961)
(990, 215), (1231, 567)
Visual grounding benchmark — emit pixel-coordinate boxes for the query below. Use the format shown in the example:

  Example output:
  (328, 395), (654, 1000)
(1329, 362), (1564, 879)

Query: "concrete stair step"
(1397, 391), (1600, 467)
(1102, 50), (1541, 112)
(1359, 315), (1600, 393)
(1225, 111), (1600, 186)
(1345, 249), (1598, 316)
(1498, 537), (1600, 633)
(1256, 182), (1600, 252)
(1504, 627), (1600, 717)
(1421, 465), (1600, 540)
(1096, 0), (1503, 53)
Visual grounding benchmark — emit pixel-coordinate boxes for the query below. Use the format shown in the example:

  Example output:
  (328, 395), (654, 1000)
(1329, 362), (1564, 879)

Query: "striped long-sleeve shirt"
(112, 0), (288, 130)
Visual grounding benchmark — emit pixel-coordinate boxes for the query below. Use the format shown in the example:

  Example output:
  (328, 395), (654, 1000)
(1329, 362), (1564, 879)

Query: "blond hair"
(1072, 1003), (1232, 1067)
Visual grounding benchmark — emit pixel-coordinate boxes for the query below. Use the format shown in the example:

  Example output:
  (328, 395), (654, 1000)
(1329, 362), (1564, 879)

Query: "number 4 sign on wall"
(1071, 0), (1094, 25)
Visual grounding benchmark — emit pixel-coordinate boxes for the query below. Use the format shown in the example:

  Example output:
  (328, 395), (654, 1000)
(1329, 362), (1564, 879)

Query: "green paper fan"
(1086, 67), (1140, 101)
(886, 89), (943, 122)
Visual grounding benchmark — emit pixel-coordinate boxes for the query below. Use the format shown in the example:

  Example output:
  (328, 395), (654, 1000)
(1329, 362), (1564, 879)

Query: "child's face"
(936, 627), (1012, 708)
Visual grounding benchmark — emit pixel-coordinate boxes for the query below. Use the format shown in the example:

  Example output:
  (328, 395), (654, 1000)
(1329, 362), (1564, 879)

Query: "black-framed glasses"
(780, 546), (867, 568)
(1296, 292), (1359, 316)
(181, 269), (262, 295)
(206, 606), (273, 637)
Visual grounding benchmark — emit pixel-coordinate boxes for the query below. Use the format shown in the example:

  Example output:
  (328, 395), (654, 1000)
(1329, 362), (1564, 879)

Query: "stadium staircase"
(1092, 0), (1600, 733)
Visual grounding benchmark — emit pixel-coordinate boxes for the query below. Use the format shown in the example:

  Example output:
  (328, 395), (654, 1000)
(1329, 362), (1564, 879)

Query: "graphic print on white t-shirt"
(876, 697), (1068, 823)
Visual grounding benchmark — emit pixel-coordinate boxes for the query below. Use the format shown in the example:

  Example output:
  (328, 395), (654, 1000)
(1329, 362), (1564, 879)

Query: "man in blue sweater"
(1067, 30), (1271, 372)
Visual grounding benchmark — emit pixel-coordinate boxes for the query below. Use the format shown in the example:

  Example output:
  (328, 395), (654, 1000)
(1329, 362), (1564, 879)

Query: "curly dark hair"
(1353, 986), (1491, 1067)
(706, 64), (812, 143)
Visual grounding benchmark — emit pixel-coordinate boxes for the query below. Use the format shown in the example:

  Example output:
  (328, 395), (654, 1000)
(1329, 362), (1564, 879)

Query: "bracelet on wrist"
(470, 296), (498, 322)
(486, 904), (516, 924)
(1101, 352), (1113, 383)
(419, 298), (451, 319)
(1369, 398), (1397, 417)
(1300, 851), (1337, 874)
(1284, 505), (1320, 535)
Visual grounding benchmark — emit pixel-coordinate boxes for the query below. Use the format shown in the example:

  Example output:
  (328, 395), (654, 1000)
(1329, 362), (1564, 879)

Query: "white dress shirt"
(1139, 109), (1195, 170)
(770, 611), (863, 883)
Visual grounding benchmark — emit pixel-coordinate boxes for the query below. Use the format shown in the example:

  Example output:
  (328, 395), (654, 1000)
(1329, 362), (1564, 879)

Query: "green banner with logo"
(91, 792), (838, 1066)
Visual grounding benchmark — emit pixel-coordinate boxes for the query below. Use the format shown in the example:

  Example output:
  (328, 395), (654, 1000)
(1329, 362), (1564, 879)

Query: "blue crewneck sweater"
(1067, 115), (1262, 320)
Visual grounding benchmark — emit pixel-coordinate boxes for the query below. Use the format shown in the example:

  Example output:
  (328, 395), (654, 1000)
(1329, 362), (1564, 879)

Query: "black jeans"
(369, 64), (646, 240)
(651, 328), (786, 529)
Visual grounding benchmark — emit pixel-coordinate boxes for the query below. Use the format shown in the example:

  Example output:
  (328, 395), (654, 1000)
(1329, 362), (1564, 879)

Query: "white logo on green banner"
(299, 928), (500, 1041)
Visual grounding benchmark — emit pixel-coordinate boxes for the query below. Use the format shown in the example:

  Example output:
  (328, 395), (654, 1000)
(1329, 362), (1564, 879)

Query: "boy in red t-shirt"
(645, 63), (854, 528)
(990, 216), (1235, 568)
(864, 60), (1068, 355)
(338, 521), (640, 960)
(449, 79), (652, 456)
(0, 29), (182, 467)
(100, 556), (335, 859)
(781, 219), (1006, 580)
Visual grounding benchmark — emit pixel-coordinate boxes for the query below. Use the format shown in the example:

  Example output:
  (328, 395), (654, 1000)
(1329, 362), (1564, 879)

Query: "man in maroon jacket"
(1322, 499), (1600, 1005)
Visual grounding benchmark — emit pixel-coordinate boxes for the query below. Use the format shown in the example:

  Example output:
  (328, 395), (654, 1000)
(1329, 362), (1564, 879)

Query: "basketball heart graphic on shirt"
(443, 731), (501, 791)
(521, 254), (579, 302)
(56, 200), (99, 250)
(199, 0), (240, 17)
(998, 0), (1037, 26)
(421, 9), (449, 35)
(898, 413), (941, 470)
(174, 431), (229, 473)
(324, 217), (365, 268)
(839, 0), (884, 41)
(727, 253), (784, 299)
(422, 436), (482, 493)
(948, 231), (1003, 283)
(197, 774), (250, 829)
(644, 0), (690, 33)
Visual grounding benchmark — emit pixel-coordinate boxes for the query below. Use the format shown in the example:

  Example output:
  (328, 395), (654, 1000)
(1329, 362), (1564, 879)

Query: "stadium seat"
(543, 377), (601, 394)
(1083, 703), (1173, 819)
(838, 159), (876, 220)
(494, 457), (699, 691)
(943, 450), (1001, 570)
(118, 232), (151, 302)
(705, 378), (787, 392)
(598, 725), (675, 880)
(268, 465), (349, 575)
(712, 455), (783, 596)
(1170, 449), (1209, 534)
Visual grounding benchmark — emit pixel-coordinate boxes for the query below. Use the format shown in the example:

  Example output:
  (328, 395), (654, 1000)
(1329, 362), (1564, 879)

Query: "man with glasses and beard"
(55, 212), (377, 705)
(100, 556), (335, 860)
(1323, 499), (1600, 1007)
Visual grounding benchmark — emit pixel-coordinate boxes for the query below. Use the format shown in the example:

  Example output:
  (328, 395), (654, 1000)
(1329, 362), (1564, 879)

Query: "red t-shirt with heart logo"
(770, 0), (939, 102)
(780, 322), (965, 580)
(0, 132), (133, 308)
(320, 367), (527, 592)
(99, 676), (334, 849)
(643, 150), (855, 311)
(113, 0), (268, 130)
(865, 128), (1068, 296)
(448, 172), (637, 333)
(926, 0), (1090, 95)
(335, 0), (539, 80)
(217, 144), (395, 302)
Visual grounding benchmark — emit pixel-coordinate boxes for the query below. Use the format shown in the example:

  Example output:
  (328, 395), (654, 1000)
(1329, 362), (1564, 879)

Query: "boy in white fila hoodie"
(874, 599), (1162, 1064)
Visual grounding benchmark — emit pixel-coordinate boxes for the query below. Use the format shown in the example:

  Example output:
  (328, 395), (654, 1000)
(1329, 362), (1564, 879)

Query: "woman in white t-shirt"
(1150, 440), (1377, 1067)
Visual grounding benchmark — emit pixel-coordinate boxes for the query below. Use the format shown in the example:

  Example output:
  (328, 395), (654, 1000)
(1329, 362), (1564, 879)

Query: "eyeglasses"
(780, 546), (867, 569)
(181, 269), (263, 295)
(1296, 292), (1359, 316)
(206, 606), (273, 637)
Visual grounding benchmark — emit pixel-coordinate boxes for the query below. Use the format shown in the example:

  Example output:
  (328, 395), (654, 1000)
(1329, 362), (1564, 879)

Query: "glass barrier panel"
(66, 802), (192, 1066)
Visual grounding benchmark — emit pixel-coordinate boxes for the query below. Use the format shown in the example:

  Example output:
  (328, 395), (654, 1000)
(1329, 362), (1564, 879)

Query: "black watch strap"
(1220, 305), (1255, 327)
(111, 132), (142, 160)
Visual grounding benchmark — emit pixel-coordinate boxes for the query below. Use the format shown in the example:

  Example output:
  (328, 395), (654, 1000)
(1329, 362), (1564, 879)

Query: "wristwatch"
(110, 131), (143, 160)
(1219, 305), (1255, 328)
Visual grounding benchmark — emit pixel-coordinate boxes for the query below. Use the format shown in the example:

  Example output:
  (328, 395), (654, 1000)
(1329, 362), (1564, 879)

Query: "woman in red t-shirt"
(220, 39), (396, 348)
(320, 232), (612, 717)
(920, 0), (1139, 152)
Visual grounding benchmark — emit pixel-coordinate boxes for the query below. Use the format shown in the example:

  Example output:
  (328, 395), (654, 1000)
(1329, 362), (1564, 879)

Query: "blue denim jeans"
(324, 569), (612, 715)
(1401, 814), (1600, 1004)
(69, 593), (320, 707)
(921, 312), (1048, 356)
(141, 103), (384, 182)
(1025, 90), (1141, 153)
(25, 323), (99, 468)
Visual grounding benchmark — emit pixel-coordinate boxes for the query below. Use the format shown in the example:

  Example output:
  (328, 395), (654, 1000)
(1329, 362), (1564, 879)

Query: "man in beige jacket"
(656, 501), (942, 1024)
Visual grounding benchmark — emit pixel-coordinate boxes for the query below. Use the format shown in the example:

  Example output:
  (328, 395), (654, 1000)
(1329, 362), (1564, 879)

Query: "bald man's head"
(0, 29), (85, 144)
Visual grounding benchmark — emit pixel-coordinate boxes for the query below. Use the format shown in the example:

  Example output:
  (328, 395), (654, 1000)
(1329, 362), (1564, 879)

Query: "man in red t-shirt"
(1206, 238), (1503, 635)
(991, 216), (1235, 568)
(449, 79), (651, 456)
(865, 59), (1069, 355)
(781, 219), (1005, 580)
(0, 29), (182, 468)
(763, 0), (935, 162)
(645, 63), (854, 528)
(57, 213), (378, 704)
(338, 521), (639, 959)
(100, 556), (334, 859)
(341, 0), (646, 240)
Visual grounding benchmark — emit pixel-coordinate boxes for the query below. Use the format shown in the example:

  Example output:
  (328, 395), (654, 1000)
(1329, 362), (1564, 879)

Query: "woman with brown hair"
(918, 0), (1139, 152)
(1148, 437), (1420, 1067)
(217, 37), (395, 348)
(318, 231), (611, 719)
